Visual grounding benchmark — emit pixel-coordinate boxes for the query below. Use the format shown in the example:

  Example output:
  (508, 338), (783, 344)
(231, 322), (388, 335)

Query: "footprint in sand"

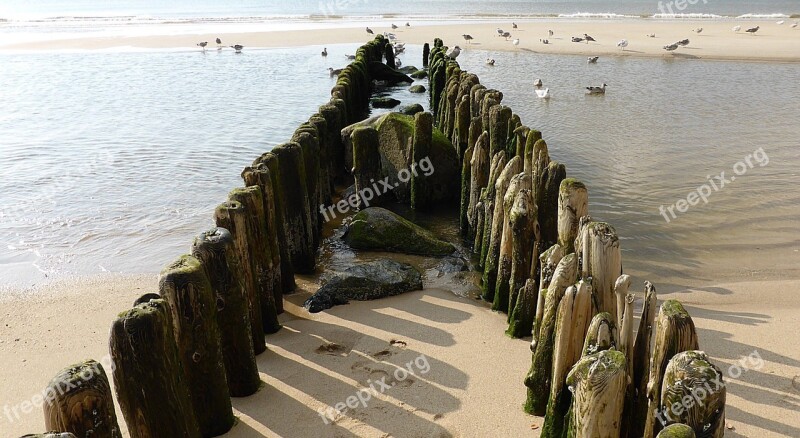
(373, 349), (393, 360)
(315, 342), (348, 356)
(390, 339), (408, 348)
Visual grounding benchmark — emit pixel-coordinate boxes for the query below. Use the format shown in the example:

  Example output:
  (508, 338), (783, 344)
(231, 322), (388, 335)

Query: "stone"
(343, 207), (455, 256)
(372, 97), (402, 108)
(409, 85), (426, 93)
(399, 104), (425, 116)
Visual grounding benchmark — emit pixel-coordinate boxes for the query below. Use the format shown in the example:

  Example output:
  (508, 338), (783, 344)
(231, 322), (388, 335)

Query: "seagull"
(345, 54), (356, 60)
(384, 32), (397, 40)
(328, 67), (343, 77)
(406, 22), (411, 27)
(395, 58), (402, 68)
(446, 45), (462, 59)
(693, 27), (703, 34)
(392, 23), (398, 29)
(588, 56), (599, 64)
(617, 39), (629, 50)
(502, 31), (512, 40)
(792, 22), (798, 28)
(646, 33), (656, 38)
(548, 29), (554, 37)
(512, 22), (518, 29)
(486, 58), (495, 65)
(535, 88), (550, 99)
(732, 25), (741, 32)
(776, 20), (785, 25)
(534, 78), (543, 88)
(542, 39), (549, 44)
(366, 27), (374, 34)
(497, 28), (504, 36)
(571, 36), (584, 43)
(230, 44), (243, 53)
(321, 47), (328, 56)
(676, 39), (690, 46)
(746, 25), (760, 34)
(463, 34), (474, 44)
(583, 33), (596, 43)
(196, 41), (208, 51)
(586, 83), (607, 94)
(512, 38), (520, 46)
(215, 38), (223, 49)
(663, 43), (679, 51)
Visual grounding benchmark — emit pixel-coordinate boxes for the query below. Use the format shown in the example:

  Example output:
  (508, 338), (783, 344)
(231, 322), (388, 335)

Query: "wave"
(651, 13), (724, 19)
(558, 12), (642, 19)
(735, 13), (790, 19)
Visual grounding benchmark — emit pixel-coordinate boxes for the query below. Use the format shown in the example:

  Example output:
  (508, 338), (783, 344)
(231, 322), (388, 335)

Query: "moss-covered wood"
(533, 244), (564, 345)
(351, 126), (382, 209)
(460, 144), (474, 237)
(506, 187), (540, 338)
(21, 433), (78, 438)
(192, 228), (261, 397)
(477, 151), (507, 283)
(656, 423), (696, 438)
(630, 281), (658, 438)
(489, 105), (512, 157)
(581, 312), (617, 357)
(492, 170), (526, 312)
(422, 42), (430, 67)
(110, 299), (201, 437)
(481, 154), (517, 302)
(659, 351), (725, 438)
(411, 111), (433, 210)
(537, 161), (566, 251)
(467, 130), (489, 241)
(43, 360), (121, 438)
(291, 128), (322, 247)
(557, 178), (588, 254)
(566, 349), (627, 438)
(158, 254), (234, 437)
(214, 200), (267, 355)
(270, 143), (315, 273)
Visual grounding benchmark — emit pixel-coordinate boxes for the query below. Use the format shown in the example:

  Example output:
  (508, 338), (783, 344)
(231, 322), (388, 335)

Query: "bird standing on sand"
(512, 22), (518, 29)
(571, 36), (584, 43)
(693, 27), (703, 34)
(321, 47), (328, 56)
(746, 26), (760, 34)
(446, 46), (462, 59)
(548, 29), (554, 37)
(512, 38), (520, 46)
(497, 28), (504, 36)
(776, 20), (785, 25)
(583, 33), (596, 43)
(646, 33), (656, 38)
(216, 38), (222, 49)
(366, 27), (374, 34)
(617, 39), (629, 50)
(230, 44), (243, 53)
(588, 56), (599, 64)
(197, 41), (208, 51)
(502, 31), (512, 40)
(463, 34), (474, 44)
(392, 23), (398, 29)
(534, 78), (543, 88)
(792, 22), (798, 28)
(586, 83), (607, 94)
(535, 88), (550, 99)
(541, 39), (549, 44)
(732, 25), (741, 32)
(676, 39), (690, 46)
(486, 58), (495, 65)
(406, 22), (411, 27)
(663, 43), (679, 51)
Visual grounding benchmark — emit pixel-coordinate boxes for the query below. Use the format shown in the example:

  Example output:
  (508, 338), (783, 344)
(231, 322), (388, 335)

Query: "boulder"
(410, 70), (428, 79)
(409, 85), (426, 93)
(372, 97), (402, 108)
(368, 62), (413, 85)
(399, 104), (424, 116)
(399, 65), (419, 74)
(304, 259), (423, 313)
(343, 207), (455, 256)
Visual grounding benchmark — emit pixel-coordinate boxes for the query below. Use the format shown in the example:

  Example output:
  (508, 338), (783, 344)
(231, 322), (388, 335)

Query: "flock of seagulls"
(195, 38), (244, 53)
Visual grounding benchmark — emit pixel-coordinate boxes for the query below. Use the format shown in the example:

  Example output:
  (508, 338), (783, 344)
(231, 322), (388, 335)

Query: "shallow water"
(1, 44), (799, 291)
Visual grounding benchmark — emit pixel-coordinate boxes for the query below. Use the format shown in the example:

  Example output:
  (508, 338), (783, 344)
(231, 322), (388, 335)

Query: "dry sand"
(1, 273), (798, 437)
(2, 20), (800, 62)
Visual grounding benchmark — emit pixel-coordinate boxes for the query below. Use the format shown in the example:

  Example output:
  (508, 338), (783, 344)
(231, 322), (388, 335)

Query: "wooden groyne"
(26, 36), (724, 438)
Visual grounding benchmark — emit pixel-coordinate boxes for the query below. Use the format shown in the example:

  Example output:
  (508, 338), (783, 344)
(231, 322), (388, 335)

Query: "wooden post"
(474, 198), (485, 256)
(411, 111), (433, 210)
(566, 349), (627, 438)
(581, 311), (618, 357)
(192, 228), (261, 397)
(455, 96), (471, 159)
(308, 113), (333, 206)
(492, 170), (527, 313)
(241, 164), (285, 309)
(506, 187), (540, 338)
(159, 254), (234, 437)
(488, 105), (512, 156)
(460, 144), (474, 237)
(630, 281), (658, 438)
(644, 300), (700, 438)
(657, 424), (696, 438)
(477, 150), (507, 284)
(557, 178), (588, 254)
(21, 434), (78, 438)
(468, 131), (490, 240)
(577, 221), (622, 321)
(524, 253), (577, 415)
(384, 42), (395, 69)
(659, 351), (725, 438)
(422, 42), (430, 67)
(43, 360), (121, 438)
(615, 274), (632, 330)
(351, 126), (382, 209)
(537, 161), (566, 250)
(214, 200), (267, 355)
(110, 298), (201, 437)
(532, 243), (564, 346)
(228, 187), (282, 334)
(292, 128), (322, 248)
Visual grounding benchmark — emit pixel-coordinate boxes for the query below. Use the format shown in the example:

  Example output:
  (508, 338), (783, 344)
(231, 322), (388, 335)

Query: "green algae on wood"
(659, 351), (725, 438)
(656, 423), (696, 438)
(411, 111), (433, 210)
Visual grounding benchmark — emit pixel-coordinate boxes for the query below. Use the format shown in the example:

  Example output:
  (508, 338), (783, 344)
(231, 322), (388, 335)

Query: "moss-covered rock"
(399, 65), (419, 73)
(343, 207), (455, 256)
(399, 103), (424, 116)
(410, 69), (428, 79)
(409, 84), (426, 93)
(371, 97), (402, 108)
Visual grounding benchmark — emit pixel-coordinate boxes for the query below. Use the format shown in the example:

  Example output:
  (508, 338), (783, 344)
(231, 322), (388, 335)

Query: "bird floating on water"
(463, 34), (474, 44)
(328, 67), (343, 77)
(732, 25), (741, 32)
(230, 44), (243, 53)
(395, 58), (402, 68)
(586, 83), (607, 94)
(676, 39), (690, 46)
(535, 88), (550, 99)
(512, 22), (518, 29)
(617, 39), (629, 50)
(366, 27), (374, 34)
(321, 47), (328, 56)
(384, 32), (397, 40)
(583, 33), (596, 43)
(512, 38), (520, 46)
(534, 78), (543, 88)
(446, 46), (461, 59)
(746, 26), (760, 34)
(663, 43), (679, 51)
(587, 56), (599, 64)
(693, 27), (703, 34)
(345, 54), (356, 60)
(486, 58), (495, 65)
(197, 41), (208, 50)
(216, 38), (222, 49)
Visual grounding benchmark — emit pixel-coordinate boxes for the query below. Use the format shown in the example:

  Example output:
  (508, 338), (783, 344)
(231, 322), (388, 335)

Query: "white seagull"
(446, 45), (462, 59)
(486, 58), (495, 65)
(776, 20), (785, 25)
(617, 39), (629, 50)
(732, 25), (741, 32)
(534, 78), (543, 88)
(535, 88), (550, 99)
(792, 22), (798, 28)
(512, 38), (520, 46)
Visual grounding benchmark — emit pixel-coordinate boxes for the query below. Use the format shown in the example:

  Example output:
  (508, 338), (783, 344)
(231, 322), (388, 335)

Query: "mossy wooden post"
(506, 187), (540, 338)
(657, 424), (696, 438)
(513, 125), (530, 159)
(241, 164), (285, 310)
(474, 198), (485, 256)
(43, 360), (121, 438)
(228, 186), (281, 334)
(579, 221), (622, 321)
(308, 113), (332, 205)
(422, 42), (430, 67)
(581, 312), (618, 356)
(411, 111), (433, 210)
(455, 96), (471, 159)
(533, 243), (564, 345)
(618, 282), (637, 438)
(494, 172), (529, 314)
(292, 129), (322, 247)
(468, 131), (490, 240)
(644, 300), (700, 438)
(482, 155), (519, 303)
(489, 105), (512, 157)
(21, 433), (78, 438)
(351, 126), (382, 209)
(460, 144), (474, 236)
(192, 228), (261, 397)
(538, 161), (566, 250)
(110, 299), (201, 437)
(524, 253), (577, 415)
(566, 350), (627, 438)
(384, 42), (395, 69)
(318, 103), (345, 181)
(478, 151), (507, 275)
(659, 351), (725, 438)
(557, 178), (588, 254)
(214, 201), (267, 355)
(615, 274), (632, 331)
(631, 281), (659, 438)
(271, 143), (315, 273)
(159, 254), (234, 437)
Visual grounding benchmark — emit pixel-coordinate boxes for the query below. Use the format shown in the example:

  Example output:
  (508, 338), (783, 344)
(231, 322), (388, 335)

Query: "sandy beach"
(3, 20), (800, 62)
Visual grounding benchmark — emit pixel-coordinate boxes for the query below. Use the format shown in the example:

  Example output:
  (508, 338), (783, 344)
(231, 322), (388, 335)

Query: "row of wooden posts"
(25, 36), (396, 438)
(426, 39), (727, 438)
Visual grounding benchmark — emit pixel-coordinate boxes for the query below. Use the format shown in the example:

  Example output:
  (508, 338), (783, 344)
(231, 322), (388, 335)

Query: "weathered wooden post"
(159, 255), (234, 437)
(474, 198), (485, 256)
(656, 424), (696, 438)
(110, 298), (201, 437)
(351, 126), (382, 209)
(460, 144), (474, 236)
(537, 161), (566, 250)
(455, 95), (471, 159)
(214, 200), (267, 354)
(631, 281), (658, 438)
(21, 433), (77, 438)
(477, 150), (507, 278)
(292, 128), (322, 247)
(482, 155), (520, 304)
(492, 170), (527, 313)
(468, 131), (489, 239)
(644, 300), (700, 437)
(192, 228), (261, 397)
(228, 186), (282, 334)
(43, 360), (121, 438)
(524, 253), (577, 415)
(532, 243), (564, 345)
(557, 178), (588, 254)
(581, 312), (618, 356)
(489, 105), (512, 156)
(411, 111), (433, 210)
(422, 42), (430, 67)
(659, 351), (725, 438)
(384, 42), (396, 69)
(577, 221), (622, 321)
(506, 187), (540, 338)
(566, 349), (627, 438)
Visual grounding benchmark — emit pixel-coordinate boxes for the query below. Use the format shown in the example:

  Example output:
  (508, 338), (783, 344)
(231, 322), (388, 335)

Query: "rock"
(304, 260), (423, 312)
(399, 65), (419, 74)
(372, 97), (402, 108)
(399, 104), (424, 116)
(343, 207), (455, 256)
(368, 62), (413, 85)
(435, 256), (469, 276)
(409, 85), (426, 93)
(410, 70), (428, 79)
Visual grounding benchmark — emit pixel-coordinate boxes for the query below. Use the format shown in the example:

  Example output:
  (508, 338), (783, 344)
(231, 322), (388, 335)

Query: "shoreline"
(2, 20), (799, 62)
